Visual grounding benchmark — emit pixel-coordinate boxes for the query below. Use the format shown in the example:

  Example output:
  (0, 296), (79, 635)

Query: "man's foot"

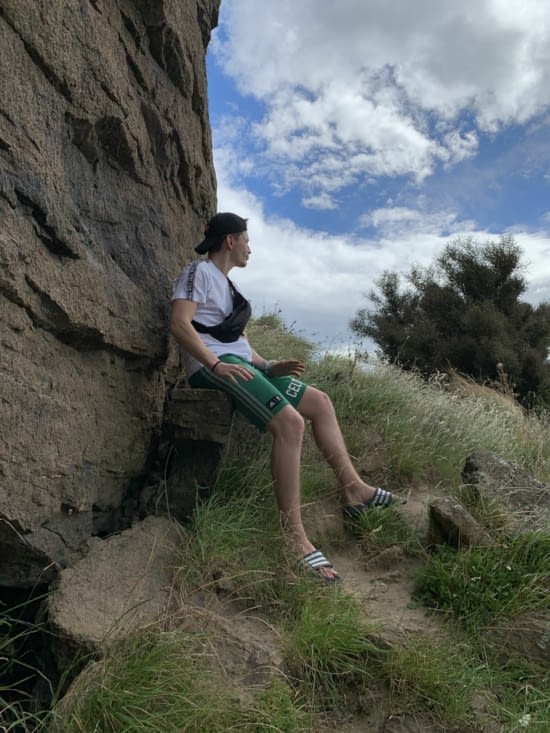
(342, 487), (406, 519)
(301, 549), (342, 583)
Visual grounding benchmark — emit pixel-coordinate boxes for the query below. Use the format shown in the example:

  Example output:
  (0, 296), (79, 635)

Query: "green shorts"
(187, 354), (308, 430)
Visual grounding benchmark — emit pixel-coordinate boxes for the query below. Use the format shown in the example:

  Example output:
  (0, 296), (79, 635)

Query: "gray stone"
(175, 601), (284, 694)
(168, 387), (233, 444)
(48, 515), (180, 667)
(492, 610), (550, 668)
(0, 516), (58, 588)
(429, 496), (493, 548)
(163, 387), (262, 521)
(461, 451), (550, 531)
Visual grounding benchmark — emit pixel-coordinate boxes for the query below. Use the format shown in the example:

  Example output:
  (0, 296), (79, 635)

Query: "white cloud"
(301, 192), (337, 210)
(440, 130), (479, 165)
(513, 232), (550, 304)
(215, 160), (550, 350)
(211, 0), (550, 196)
(361, 207), (423, 228)
(359, 206), (477, 239)
(206, 1), (550, 350)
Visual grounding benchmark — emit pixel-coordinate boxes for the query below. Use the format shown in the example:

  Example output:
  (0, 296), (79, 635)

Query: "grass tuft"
(247, 313), (316, 366)
(51, 629), (309, 733)
(244, 677), (313, 732)
(308, 356), (550, 489)
(414, 530), (550, 632)
(174, 458), (286, 606)
(383, 636), (492, 728)
(344, 505), (423, 558)
(281, 586), (384, 707)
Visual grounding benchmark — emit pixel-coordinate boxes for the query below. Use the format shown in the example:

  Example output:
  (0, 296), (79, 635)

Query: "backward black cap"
(195, 212), (248, 254)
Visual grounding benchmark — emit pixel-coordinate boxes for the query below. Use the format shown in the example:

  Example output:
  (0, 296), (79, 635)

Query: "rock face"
(0, 0), (221, 588)
(165, 387), (234, 520)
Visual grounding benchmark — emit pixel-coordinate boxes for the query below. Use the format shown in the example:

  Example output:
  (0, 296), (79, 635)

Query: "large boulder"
(48, 515), (180, 669)
(0, 0), (220, 587)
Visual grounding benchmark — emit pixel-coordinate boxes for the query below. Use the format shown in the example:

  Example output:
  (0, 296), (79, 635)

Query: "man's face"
(230, 231), (251, 267)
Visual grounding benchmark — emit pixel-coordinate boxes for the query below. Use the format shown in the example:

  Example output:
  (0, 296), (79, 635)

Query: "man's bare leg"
(297, 386), (379, 506)
(267, 405), (339, 580)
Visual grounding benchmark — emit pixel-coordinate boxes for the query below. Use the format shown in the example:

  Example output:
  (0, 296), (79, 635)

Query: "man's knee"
(317, 388), (333, 409)
(304, 386), (335, 417)
(268, 405), (305, 439)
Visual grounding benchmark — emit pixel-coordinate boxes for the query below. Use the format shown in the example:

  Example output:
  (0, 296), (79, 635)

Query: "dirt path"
(334, 549), (443, 636)
(330, 484), (445, 637)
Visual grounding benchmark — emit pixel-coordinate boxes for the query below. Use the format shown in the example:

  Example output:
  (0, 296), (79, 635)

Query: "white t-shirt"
(171, 259), (253, 376)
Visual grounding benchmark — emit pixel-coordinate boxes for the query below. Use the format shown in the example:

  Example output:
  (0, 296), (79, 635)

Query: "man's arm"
(170, 299), (219, 370)
(169, 299), (253, 383)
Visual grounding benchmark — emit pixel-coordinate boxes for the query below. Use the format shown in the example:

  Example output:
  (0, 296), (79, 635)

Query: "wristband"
(263, 359), (278, 375)
(211, 360), (222, 372)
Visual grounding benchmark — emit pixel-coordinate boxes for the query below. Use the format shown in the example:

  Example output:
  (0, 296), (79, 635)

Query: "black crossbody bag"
(191, 279), (252, 343)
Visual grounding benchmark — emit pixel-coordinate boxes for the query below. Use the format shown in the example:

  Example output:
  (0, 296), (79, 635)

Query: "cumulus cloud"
(512, 233), (550, 303)
(207, 1), (550, 349)
(359, 207), (477, 238)
(215, 162), (550, 349)
(211, 0), (550, 198)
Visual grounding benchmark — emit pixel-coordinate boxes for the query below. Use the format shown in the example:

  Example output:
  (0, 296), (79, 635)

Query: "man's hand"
(267, 359), (305, 377)
(213, 361), (255, 384)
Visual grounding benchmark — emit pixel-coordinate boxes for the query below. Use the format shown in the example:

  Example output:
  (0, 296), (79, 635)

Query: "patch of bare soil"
(332, 484), (446, 639)
(334, 550), (443, 637)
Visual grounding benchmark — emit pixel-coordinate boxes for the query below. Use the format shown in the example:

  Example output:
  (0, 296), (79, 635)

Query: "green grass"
(174, 456), (289, 609)
(44, 315), (550, 732)
(308, 354), (550, 490)
(493, 663), (550, 732)
(50, 629), (310, 733)
(384, 636), (494, 728)
(280, 585), (384, 707)
(343, 504), (423, 558)
(246, 678), (313, 733)
(414, 530), (550, 632)
(247, 313), (316, 366)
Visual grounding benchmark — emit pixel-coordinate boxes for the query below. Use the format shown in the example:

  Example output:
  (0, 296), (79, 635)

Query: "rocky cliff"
(0, 0), (221, 589)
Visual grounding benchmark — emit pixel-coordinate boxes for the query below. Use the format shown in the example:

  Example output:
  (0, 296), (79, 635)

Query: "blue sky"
(206, 0), (550, 351)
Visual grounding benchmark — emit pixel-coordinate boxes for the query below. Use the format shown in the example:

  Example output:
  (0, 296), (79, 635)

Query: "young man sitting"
(169, 213), (404, 582)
